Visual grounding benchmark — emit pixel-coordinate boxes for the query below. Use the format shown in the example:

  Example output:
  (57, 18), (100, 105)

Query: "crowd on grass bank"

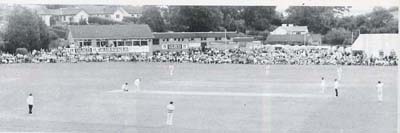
(0, 46), (397, 66)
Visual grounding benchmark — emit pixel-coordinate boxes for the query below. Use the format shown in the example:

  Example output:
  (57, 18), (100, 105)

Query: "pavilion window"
(117, 41), (124, 46)
(96, 41), (101, 47)
(153, 39), (159, 45)
(83, 40), (91, 46)
(125, 41), (133, 46)
(133, 41), (140, 46)
(101, 41), (107, 47)
(141, 41), (148, 46)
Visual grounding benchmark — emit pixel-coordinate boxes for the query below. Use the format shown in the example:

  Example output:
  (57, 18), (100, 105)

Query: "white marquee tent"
(352, 34), (400, 57)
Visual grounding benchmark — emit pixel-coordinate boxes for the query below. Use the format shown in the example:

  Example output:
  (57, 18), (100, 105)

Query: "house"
(38, 7), (89, 26)
(38, 5), (142, 26)
(152, 32), (247, 51)
(67, 24), (154, 54)
(266, 34), (322, 46)
(270, 24), (308, 35)
(267, 24), (321, 45)
(78, 5), (131, 22)
(352, 34), (400, 57)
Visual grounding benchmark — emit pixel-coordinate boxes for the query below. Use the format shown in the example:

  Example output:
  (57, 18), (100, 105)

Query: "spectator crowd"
(0, 46), (397, 66)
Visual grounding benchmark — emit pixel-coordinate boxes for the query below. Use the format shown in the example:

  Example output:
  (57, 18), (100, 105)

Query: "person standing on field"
(26, 93), (34, 114)
(320, 77), (326, 93)
(376, 81), (384, 102)
(334, 79), (339, 97)
(134, 78), (141, 91)
(166, 101), (175, 125)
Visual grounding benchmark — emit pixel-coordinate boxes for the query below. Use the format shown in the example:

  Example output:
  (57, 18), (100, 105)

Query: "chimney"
(281, 24), (287, 27)
(288, 24), (294, 27)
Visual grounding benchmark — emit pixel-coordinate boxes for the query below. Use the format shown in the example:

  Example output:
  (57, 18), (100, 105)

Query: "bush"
(16, 48), (28, 55)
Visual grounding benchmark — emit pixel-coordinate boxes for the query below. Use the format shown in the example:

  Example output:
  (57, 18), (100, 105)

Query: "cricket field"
(0, 63), (397, 132)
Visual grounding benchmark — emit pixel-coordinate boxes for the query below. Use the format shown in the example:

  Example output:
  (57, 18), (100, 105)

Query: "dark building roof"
(68, 24), (154, 39)
(266, 34), (322, 45)
(153, 32), (247, 39)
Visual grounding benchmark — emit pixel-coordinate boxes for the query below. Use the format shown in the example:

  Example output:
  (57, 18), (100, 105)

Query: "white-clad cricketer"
(166, 101), (175, 125)
(26, 93), (34, 114)
(122, 82), (128, 92)
(376, 81), (384, 102)
(134, 78), (141, 91)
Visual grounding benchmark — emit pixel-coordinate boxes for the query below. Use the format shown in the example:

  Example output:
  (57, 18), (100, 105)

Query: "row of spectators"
(0, 46), (397, 66)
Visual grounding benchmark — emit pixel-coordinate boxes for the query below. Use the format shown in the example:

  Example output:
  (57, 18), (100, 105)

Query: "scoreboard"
(162, 44), (189, 50)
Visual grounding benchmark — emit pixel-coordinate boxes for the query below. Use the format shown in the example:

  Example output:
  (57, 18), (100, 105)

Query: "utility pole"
(225, 29), (227, 50)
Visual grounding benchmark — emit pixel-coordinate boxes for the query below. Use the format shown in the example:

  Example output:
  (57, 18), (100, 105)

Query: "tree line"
(0, 5), (398, 53)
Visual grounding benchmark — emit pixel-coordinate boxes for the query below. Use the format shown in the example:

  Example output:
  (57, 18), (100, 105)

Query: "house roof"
(68, 24), (154, 39)
(267, 34), (307, 43)
(266, 34), (321, 43)
(153, 32), (247, 39)
(78, 6), (120, 15)
(272, 26), (308, 33)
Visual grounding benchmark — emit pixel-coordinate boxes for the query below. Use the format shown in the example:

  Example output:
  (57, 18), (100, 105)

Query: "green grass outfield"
(0, 62), (397, 132)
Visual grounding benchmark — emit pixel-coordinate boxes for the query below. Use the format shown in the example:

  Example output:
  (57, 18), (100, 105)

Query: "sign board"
(162, 44), (189, 50)
(67, 46), (149, 54)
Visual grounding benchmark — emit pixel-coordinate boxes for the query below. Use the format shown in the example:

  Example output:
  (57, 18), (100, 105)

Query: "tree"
(366, 7), (398, 33)
(285, 6), (348, 34)
(4, 6), (51, 53)
(242, 6), (279, 31)
(323, 28), (352, 45)
(167, 6), (223, 32)
(139, 6), (166, 32)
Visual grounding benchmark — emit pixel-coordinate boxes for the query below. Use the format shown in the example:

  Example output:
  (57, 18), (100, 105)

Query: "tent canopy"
(352, 34), (400, 57)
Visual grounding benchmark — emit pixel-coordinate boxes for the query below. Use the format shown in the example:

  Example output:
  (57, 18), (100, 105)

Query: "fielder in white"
(134, 78), (141, 92)
(166, 101), (175, 125)
(320, 77), (326, 93)
(376, 81), (384, 102)
(26, 93), (34, 114)
(121, 82), (128, 92)
(168, 65), (174, 76)
(334, 79), (339, 97)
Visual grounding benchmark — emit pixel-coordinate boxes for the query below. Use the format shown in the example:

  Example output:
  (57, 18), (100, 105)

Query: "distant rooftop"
(68, 24), (154, 39)
(153, 32), (247, 38)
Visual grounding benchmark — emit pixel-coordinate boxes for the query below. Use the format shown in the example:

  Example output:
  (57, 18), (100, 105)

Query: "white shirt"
(321, 79), (326, 87)
(134, 79), (140, 86)
(376, 83), (383, 91)
(334, 81), (339, 89)
(27, 96), (34, 105)
(167, 104), (175, 113)
(122, 84), (128, 90)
